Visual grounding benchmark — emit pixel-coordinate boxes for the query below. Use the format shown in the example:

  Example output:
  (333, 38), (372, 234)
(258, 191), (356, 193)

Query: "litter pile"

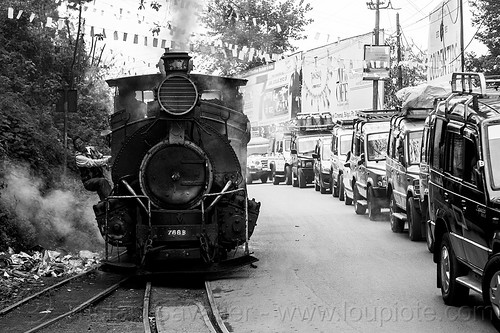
(0, 248), (101, 308)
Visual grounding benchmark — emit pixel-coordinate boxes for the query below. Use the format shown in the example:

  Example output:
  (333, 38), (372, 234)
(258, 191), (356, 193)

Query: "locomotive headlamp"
(158, 50), (198, 116)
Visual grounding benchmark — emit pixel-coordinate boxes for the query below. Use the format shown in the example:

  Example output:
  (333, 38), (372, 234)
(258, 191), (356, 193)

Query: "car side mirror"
(344, 162), (351, 168)
(398, 154), (405, 165)
(291, 149), (297, 155)
(312, 153), (319, 159)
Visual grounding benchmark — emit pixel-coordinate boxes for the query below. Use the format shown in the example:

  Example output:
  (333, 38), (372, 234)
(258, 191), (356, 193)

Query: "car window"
(408, 131), (423, 165)
(445, 132), (464, 178)
(366, 132), (388, 161)
(486, 123), (500, 189)
(340, 135), (352, 155)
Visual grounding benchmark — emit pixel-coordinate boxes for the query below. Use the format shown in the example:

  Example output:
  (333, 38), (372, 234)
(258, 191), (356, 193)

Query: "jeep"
(343, 110), (394, 220)
(246, 136), (271, 184)
(429, 72), (500, 330)
(386, 109), (430, 240)
(329, 119), (354, 201)
(313, 136), (333, 194)
(268, 130), (293, 185)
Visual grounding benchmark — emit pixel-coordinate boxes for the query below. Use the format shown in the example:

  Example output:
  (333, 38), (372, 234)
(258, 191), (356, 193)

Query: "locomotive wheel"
(408, 198), (423, 241)
(285, 166), (292, 185)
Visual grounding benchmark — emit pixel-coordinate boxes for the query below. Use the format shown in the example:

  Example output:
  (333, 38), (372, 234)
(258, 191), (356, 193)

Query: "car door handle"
(444, 192), (449, 203)
(461, 199), (467, 211)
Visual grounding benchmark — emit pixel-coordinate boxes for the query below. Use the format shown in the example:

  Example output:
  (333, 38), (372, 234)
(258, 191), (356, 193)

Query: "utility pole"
(366, 0), (398, 109)
(459, 0), (465, 71)
(396, 12), (402, 90)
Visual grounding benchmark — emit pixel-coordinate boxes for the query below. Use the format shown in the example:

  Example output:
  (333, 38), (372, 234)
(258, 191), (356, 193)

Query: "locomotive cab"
(95, 50), (260, 271)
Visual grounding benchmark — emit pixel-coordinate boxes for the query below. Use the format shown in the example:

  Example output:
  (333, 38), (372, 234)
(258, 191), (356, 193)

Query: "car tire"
(426, 220), (434, 253)
(482, 256), (500, 331)
(272, 168), (280, 185)
(298, 169), (306, 188)
(285, 166), (292, 185)
(339, 175), (345, 201)
(353, 184), (366, 215)
(390, 193), (404, 233)
(332, 174), (339, 197)
(408, 198), (423, 241)
(314, 179), (320, 191)
(260, 175), (268, 183)
(439, 233), (469, 306)
(367, 187), (380, 221)
(320, 176), (327, 194)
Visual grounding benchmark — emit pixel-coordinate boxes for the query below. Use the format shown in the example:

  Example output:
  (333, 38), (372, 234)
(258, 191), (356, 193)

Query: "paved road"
(210, 183), (496, 333)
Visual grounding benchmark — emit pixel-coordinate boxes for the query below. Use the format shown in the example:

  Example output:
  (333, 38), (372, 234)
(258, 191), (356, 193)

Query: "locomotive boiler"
(92, 50), (260, 270)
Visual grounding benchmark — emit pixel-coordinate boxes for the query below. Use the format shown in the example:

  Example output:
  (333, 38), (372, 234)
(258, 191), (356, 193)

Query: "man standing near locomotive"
(73, 136), (112, 201)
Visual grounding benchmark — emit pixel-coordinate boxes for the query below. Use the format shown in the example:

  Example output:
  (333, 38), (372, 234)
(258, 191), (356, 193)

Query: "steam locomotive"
(92, 50), (260, 270)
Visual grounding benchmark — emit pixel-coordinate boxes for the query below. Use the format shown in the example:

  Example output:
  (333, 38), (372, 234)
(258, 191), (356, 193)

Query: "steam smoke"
(170, 0), (206, 48)
(1, 162), (104, 253)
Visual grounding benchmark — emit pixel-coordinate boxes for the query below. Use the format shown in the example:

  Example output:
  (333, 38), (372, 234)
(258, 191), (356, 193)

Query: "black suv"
(429, 73), (500, 329)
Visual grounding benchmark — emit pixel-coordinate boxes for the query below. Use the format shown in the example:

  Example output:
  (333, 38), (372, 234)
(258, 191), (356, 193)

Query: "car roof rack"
(395, 107), (433, 120)
(355, 109), (396, 122)
(335, 118), (355, 128)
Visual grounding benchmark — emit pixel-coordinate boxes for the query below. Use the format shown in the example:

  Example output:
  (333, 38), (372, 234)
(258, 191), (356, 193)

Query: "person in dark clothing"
(73, 136), (112, 201)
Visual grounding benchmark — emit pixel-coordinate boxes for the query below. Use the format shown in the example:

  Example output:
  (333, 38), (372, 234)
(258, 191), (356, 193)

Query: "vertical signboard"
(240, 53), (302, 127)
(362, 45), (391, 80)
(301, 32), (379, 118)
(427, 1), (462, 83)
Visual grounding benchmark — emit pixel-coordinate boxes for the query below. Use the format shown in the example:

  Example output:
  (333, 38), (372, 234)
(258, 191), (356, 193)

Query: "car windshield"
(408, 131), (423, 165)
(247, 144), (268, 156)
(486, 123), (500, 190)
(367, 132), (388, 161)
(298, 137), (319, 154)
(340, 135), (352, 155)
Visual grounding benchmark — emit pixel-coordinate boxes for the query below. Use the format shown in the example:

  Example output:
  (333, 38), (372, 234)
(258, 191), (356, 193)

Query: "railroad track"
(0, 261), (229, 333)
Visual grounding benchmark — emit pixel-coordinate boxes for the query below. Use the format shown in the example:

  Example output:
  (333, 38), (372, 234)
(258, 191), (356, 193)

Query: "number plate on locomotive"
(167, 229), (187, 237)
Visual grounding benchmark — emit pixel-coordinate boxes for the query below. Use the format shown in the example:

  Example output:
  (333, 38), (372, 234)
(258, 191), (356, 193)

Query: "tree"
(198, 0), (313, 75)
(383, 35), (427, 108)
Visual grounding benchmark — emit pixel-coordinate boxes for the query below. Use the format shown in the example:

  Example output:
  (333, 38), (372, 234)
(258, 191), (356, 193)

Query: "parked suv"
(386, 109), (430, 240)
(268, 131), (293, 185)
(343, 110), (394, 220)
(313, 136), (333, 194)
(429, 72), (500, 329)
(329, 119), (354, 200)
(246, 136), (271, 184)
(291, 130), (331, 188)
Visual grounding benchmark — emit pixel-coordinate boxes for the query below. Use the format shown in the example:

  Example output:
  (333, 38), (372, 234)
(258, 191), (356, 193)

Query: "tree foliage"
(383, 35), (427, 108)
(198, 0), (313, 75)
(468, 0), (500, 74)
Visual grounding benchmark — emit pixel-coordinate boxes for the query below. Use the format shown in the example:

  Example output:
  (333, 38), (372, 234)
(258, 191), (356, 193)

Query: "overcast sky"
(295, 0), (487, 55)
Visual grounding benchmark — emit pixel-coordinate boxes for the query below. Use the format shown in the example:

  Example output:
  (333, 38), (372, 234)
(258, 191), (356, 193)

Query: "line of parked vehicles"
(246, 72), (500, 331)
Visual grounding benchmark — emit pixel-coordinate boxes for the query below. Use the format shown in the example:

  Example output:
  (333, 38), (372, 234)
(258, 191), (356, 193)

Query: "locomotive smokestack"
(160, 48), (193, 75)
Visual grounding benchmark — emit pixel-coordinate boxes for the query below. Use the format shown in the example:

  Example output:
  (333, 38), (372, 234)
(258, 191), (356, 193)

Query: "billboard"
(427, 1), (462, 83)
(301, 32), (381, 118)
(240, 53), (302, 127)
(363, 45), (391, 80)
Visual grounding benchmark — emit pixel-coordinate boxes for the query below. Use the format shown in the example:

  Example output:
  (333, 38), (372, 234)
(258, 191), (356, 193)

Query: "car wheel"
(339, 175), (345, 201)
(285, 166), (292, 185)
(320, 176), (327, 194)
(367, 187), (380, 221)
(482, 256), (500, 331)
(298, 169), (306, 188)
(408, 198), (423, 241)
(439, 233), (469, 305)
(271, 168), (280, 185)
(332, 174), (339, 197)
(390, 193), (404, 233)
(426, 220), (434, 253)
(353, 184), (366, 215)
(260, 175), (268, 183)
